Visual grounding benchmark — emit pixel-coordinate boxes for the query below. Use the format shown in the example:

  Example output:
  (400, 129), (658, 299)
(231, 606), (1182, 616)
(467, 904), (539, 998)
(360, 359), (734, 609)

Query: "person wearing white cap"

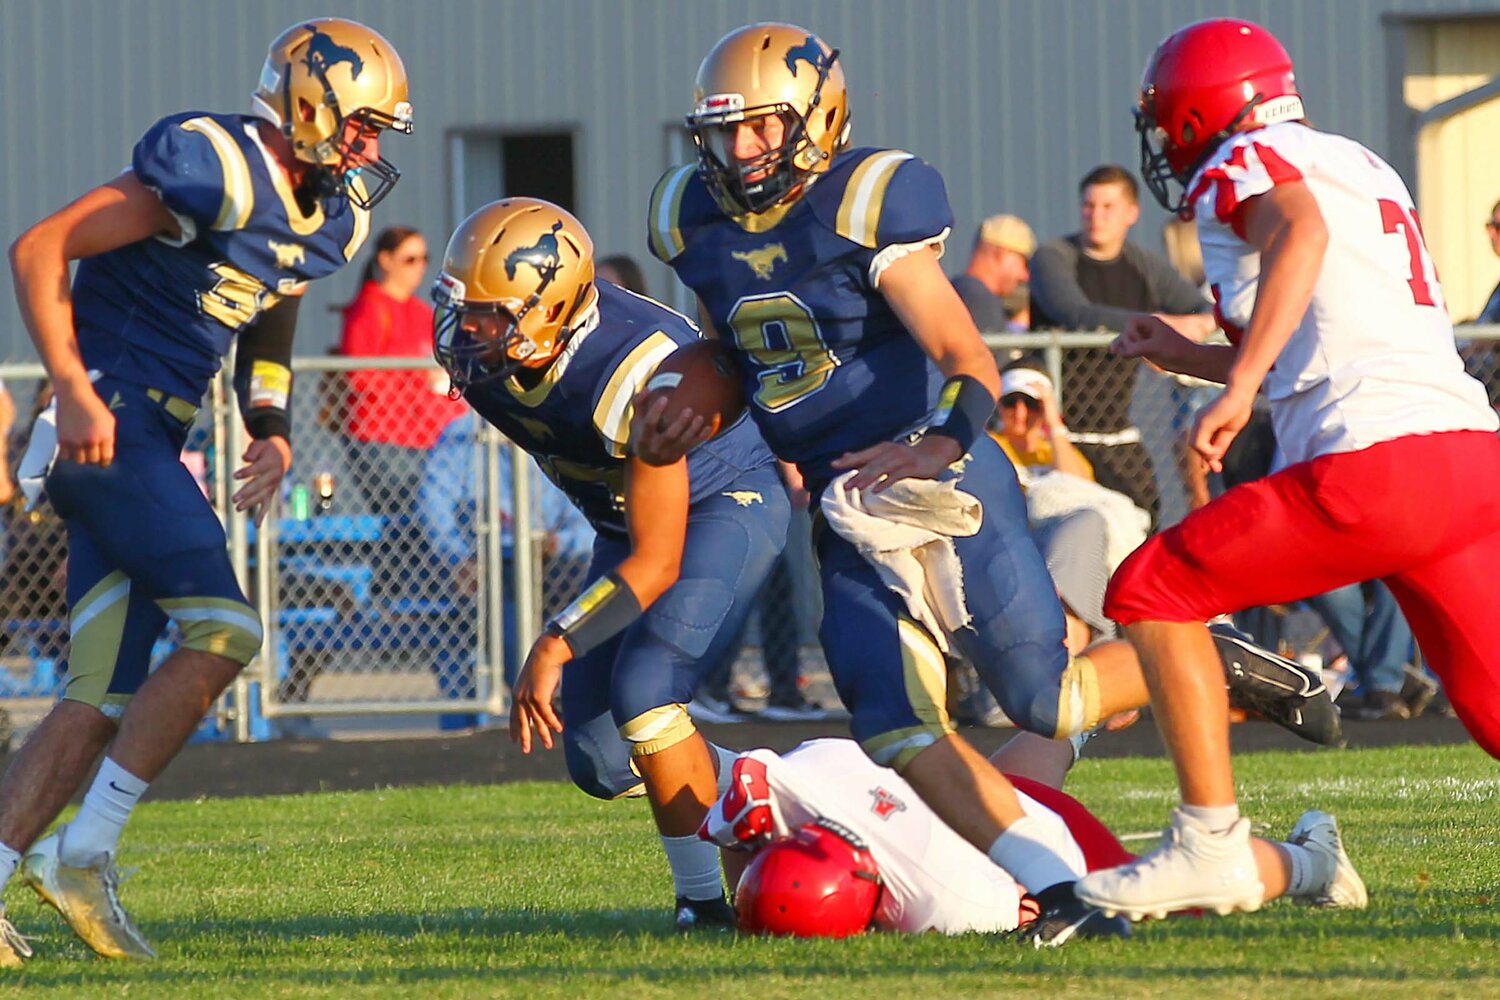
(952, 214), (1036, 333)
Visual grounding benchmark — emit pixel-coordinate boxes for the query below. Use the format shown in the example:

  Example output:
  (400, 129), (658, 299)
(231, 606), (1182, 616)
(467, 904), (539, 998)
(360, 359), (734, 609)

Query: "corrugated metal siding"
(1, 0), (1497, 362)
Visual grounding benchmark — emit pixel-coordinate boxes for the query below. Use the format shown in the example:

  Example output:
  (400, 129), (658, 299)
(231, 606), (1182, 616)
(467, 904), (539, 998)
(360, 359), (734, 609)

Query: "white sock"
(1180, 802), (1241, 835)
(661, 833), (724, 901)
(1280, 842), (1324, 898)
(0, 843), (19, 894)
(59, 758), (148, 865)
(988, 814), (1081, 894)
(709, 743), (738, 798)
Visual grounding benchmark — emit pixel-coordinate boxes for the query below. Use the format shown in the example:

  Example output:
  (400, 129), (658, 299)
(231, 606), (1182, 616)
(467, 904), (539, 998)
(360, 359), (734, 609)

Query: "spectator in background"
(1029, 165), (1215, 523)
(952, 214), (1036, 333)
(417, 411), (596, 729)
(1460, 199), (1500, 409)
(597, 255), (649, 296)
(1475, 198), (1500, 324)
(337, 226), (468, 516)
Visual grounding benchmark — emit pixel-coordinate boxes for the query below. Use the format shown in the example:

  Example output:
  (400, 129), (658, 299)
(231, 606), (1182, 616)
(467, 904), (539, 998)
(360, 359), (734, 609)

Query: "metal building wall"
(1, 0), (1496, 363)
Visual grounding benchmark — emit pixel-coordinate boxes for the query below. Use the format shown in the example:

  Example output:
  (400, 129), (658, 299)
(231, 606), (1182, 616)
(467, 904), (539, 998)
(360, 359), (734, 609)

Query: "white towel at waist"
(821, 471), (982, 653)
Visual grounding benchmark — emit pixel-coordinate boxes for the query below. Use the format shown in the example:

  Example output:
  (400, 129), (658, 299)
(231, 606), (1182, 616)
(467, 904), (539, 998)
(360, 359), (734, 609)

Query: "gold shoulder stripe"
(592, 331), (679, 457)
(181, 117), (254, 231)
(834, 150), (912, 248)
(344, 178), (372, 260)
(648, 166), (696, 263)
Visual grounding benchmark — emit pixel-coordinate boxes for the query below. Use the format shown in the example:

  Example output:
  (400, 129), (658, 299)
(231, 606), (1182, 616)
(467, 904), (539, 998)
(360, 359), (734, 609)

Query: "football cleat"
(0, 906), (33, 968)
(1019, 881), (1131, 948)
(21, 828), (155, 960)
(1288, 810), (1368, 910)
(675, 894), (738, 933)
(1211, 622), (1343, 746)
(1076, 808), (1264, 922)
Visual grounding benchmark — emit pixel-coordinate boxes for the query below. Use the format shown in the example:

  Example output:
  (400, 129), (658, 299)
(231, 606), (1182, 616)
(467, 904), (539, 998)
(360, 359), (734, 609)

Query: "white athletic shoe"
(0, 906), (32, 968)
(21, 827), (156, 960)
(1288, 810), (1368, 909)
(1075, 807), (1265, 921)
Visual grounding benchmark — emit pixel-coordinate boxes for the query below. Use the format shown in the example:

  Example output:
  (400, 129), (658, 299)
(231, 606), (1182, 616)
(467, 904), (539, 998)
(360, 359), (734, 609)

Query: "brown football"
(643, 339), (746, 438)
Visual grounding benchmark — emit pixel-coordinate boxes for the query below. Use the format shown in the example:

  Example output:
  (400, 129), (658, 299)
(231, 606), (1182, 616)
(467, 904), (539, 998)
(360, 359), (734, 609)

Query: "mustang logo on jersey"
(302, 25), (364, 81)
(869, 787), (906, 820)
(731, 244), (788, 281)
(723, 490), (764, 507)
(784, 35), (828, 77)
(268, 240), (305, 269)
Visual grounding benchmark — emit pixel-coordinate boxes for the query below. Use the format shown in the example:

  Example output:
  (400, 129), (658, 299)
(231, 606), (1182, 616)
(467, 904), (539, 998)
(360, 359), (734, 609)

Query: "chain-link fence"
(2, 329), (1499, 739)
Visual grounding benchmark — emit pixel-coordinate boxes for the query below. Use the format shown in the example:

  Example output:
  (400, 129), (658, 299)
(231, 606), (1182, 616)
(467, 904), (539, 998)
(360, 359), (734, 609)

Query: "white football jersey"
(1190, 121), (1497, 467)
(710, 739), (1085, 935)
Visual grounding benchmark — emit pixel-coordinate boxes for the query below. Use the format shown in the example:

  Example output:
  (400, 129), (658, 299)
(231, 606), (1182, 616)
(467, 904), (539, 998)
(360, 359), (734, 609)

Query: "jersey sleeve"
(828, 152), (954, 286)
(590, 330), (682, 458)
(646, 165), (699, 264)
(1189, 130), (1307, 239)
(132, 115), (255, 243)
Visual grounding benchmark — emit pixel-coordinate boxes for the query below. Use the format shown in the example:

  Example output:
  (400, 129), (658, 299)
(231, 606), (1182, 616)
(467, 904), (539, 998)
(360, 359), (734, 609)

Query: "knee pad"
(618, 702), (698, 757)
(994, 652), (1102, 739)
(564, 712), (645, 800)
(157, 597), (264, 666)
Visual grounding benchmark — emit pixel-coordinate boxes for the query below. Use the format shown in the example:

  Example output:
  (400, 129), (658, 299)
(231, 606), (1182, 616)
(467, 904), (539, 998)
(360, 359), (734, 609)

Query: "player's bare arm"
(1192, 182), (1328, 471)
(511, 451), (689, 754)
(1112, 314), (1235, 383)
(9, 175), (180, 466)
(834, 246), (1000, 491)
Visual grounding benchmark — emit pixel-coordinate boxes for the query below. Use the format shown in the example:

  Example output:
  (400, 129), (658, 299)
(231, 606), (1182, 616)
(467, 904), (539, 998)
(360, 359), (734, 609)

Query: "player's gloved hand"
(629, 389), (711, 466)
(1110, 313), (1196, 373)
(232, 435), (292, 526)
(699, 756), (776, 848)
(1191, 385), (1256, 474)
(832, 434), (963, 493)
(510, 633), (572, 753)
(55, 380), (116, 466)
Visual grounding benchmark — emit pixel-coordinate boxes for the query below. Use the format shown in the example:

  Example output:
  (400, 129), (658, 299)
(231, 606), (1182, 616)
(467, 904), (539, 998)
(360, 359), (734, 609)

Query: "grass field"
(2, 743), (1497, 999)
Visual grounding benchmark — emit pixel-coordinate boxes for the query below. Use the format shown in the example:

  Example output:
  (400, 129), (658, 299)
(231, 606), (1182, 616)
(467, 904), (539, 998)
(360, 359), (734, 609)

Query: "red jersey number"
(1378, 199), (1437, 307)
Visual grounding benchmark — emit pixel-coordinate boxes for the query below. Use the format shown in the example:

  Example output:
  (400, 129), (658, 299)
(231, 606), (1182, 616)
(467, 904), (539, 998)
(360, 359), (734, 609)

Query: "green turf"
(1, 743), (1497, 998)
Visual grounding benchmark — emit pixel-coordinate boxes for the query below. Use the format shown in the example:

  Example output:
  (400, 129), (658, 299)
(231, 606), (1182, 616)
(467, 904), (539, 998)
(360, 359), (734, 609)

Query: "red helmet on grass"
(1136, 18), (1303, 214)
(735, 819), (882, 937)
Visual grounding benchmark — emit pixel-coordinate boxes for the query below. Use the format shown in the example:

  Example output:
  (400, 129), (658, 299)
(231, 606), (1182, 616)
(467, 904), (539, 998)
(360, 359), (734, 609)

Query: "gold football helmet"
(433, 198), (600, 392)
(686, 22), (851, 217)
(250, 18), (413, 209)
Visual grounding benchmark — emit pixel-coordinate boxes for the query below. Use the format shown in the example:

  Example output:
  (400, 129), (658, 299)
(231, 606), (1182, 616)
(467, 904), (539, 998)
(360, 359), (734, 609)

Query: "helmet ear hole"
(297, 97), (318, 123)
(546, 300), (565, 323)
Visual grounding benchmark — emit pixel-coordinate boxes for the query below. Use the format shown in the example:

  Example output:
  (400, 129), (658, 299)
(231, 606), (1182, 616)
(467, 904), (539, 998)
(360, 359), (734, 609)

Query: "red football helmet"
(1137, 18), (1304, 214)
(734, 819), (882, 937)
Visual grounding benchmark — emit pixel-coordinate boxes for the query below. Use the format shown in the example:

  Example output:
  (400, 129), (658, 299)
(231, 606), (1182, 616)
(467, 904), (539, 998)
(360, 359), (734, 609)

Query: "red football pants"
(1105, 430), (1500, 759)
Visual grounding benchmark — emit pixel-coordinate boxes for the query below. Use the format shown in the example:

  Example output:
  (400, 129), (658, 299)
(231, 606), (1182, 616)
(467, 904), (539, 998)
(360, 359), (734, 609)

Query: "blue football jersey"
(72, 111), (372, 401)
(649, 147), (953, 489)
(460, 280), (775, 538)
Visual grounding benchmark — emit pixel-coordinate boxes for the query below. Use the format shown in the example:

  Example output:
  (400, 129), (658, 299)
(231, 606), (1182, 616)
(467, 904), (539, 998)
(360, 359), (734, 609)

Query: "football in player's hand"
(644, 340), (745, 437)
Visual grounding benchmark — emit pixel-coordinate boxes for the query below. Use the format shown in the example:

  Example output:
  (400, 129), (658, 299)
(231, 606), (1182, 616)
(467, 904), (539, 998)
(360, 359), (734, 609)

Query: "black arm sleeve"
(233, 294), (299, 440)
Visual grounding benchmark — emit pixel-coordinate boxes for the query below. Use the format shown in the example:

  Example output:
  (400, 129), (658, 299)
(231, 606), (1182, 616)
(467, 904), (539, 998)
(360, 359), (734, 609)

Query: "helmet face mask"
(432, 198), (599, 395)
(686, 23), (850, 218)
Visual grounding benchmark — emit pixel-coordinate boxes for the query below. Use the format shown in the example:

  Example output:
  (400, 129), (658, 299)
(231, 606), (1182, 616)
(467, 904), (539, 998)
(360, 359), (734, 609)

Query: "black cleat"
(1211, 622), (1343, 746)
(675, 894), (737, 933)
(1019, 881), (1131, 948)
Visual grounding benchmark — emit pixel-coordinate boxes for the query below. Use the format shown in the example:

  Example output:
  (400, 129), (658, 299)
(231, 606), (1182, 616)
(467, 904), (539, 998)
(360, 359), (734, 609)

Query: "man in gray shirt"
(952, 214), (1035, 333)
(1030, 165), (1213, 523)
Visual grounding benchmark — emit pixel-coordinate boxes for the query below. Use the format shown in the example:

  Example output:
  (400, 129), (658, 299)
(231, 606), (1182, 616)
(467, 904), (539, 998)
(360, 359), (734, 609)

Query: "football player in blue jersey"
(432, 198), (788, 931)
(644, 22), (1330, 945)
(1, 18), (411, 963)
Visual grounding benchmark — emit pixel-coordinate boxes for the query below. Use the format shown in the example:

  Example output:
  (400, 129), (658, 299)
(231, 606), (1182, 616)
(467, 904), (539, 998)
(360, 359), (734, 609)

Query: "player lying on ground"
(0, 18), (411, 965)
(432, 198), (787, 930)
(638, 21), (1334, 945)
(1076, 18), (1500, 923)
(701, 736), (1366, 944)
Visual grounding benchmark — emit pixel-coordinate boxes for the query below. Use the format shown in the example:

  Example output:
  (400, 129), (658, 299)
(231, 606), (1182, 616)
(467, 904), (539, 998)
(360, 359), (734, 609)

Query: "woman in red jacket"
(338, 226), (468, 515)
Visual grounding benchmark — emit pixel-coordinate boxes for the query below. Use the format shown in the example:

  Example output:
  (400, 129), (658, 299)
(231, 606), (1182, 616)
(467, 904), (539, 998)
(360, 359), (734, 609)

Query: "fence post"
(219, 363), (256, 743)
(480, 416), (507, 714)
(510, 441), (541, 657)
(1045, 333), (1065, 413)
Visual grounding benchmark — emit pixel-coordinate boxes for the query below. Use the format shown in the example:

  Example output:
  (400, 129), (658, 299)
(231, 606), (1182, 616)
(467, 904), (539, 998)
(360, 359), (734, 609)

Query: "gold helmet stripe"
(181, 118), (255, 231)
(834, 150), (912, 248)
(592, 330), (679, 457)
(648, 165), (696, 262)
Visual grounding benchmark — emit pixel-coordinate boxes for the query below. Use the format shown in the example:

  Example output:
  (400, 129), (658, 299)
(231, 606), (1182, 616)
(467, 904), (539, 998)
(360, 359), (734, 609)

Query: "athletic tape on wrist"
(925, 374), (995, 452)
